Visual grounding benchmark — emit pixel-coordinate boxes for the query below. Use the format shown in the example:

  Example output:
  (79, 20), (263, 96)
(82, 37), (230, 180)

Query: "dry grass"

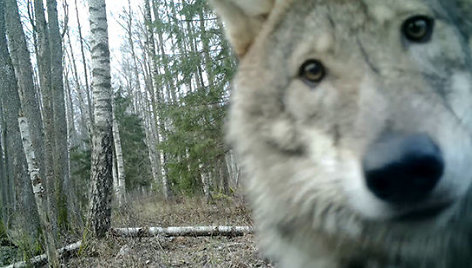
(62, 194), (271, 268)
(112, 193), (253, 228)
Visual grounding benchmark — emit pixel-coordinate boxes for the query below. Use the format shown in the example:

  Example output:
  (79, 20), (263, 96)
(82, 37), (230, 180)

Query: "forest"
(0, 0), (264, 266)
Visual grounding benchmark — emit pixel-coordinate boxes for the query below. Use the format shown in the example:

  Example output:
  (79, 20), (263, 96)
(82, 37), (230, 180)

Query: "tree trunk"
(124, 0), (140, 112)
(2, 0), (40, 242)
(63, 62), (83, 229)
(47, 0), (71, 229)
(64, 30), (89, 144)
(140, 91), (161, 193)
(87, 0), (113, 238)
(64, 66), (78, 147)
(112, 108), (126, 206)
(184, 11), (206, 90)
(0, 106), (7, 223)
(75, 0), (93, 133)
(226, 151), (240, 188)
(219, 157), (230, 194)
(112, 144), (118, 197)
(198, 4), (215, 88)
(111, 226), (253, 237)
(18, 117), (60, 268)
(4, 0), (44, 184)
(5, 241), (82, 268)
(33, 0), (59, 235)
(199, 163), (212, 203)
(146, 0), (172, 200)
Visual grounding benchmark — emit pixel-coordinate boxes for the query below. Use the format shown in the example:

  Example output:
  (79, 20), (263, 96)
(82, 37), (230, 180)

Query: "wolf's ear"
(210, 0), (275, 57)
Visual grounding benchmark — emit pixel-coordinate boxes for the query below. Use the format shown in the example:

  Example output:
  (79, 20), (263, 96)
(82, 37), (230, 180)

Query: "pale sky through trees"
(68, 0), (128, 81)
(17, 0), (129, 85)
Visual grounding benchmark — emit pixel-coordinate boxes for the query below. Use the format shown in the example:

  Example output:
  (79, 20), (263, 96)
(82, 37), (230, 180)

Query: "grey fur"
(212, 0), (472, 267)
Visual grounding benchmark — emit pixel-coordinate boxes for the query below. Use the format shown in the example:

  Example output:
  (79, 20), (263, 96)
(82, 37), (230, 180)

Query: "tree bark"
(4, 241), (82, 268)
(219, 157), (230, 194)
(18, 117), (60, 268)
(110, 226), (253, 237)
(33, 0), (59, 235)
(112, 107), (126, 206)
(65, 29), (89, 144)
(199, 163), (212, 203)
(87, 0), (113, 238)
(47, 0), (71, 229)
(146, 0), (172, 200)
(63, 62), (83, 229)
(226, 151), (240, 188)
(198, 4), (215, 88)
(75, 0), (93, 133)
(0, 106), (7, 222)
(2, 0), (40, 241)
(64, 66), (78, 147)
(4, 0), (44, 183)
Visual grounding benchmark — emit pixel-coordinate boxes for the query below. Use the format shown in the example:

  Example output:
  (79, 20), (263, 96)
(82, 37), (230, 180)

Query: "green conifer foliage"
(114, 92), (152, 190)
(152, 0), (236, 195)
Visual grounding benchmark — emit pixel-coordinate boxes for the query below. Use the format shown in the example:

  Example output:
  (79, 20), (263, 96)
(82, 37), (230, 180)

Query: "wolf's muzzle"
(362, 134), (444, 204)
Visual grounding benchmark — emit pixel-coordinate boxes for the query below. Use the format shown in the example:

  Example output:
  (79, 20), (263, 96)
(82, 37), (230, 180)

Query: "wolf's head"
(213, 0), (472, 264)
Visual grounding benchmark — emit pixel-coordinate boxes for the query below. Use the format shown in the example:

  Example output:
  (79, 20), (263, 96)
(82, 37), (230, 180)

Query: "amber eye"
(402, 15), (434, 43)
(299, 59), (326, 84)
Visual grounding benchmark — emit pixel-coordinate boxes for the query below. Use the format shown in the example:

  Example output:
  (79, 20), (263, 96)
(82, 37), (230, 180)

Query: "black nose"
(363, 134), (444, 204)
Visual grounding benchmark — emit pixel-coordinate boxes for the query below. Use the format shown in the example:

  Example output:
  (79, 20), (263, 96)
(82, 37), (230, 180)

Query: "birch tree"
(0, 0), (12, 224)
(0, 110), (7, 223)
(113, 0), (238, 197)
(112, 106), (126, 206)
(143, 0), (171, 200)
(3, 0), (40, 242)
(87, 0), (113, 238)
(33, 0), (59, 233)
(18, 117), (59, 267)
(75, 0), (93, 132)
(64, 27), (90, 144)
(4, 0), (44, 180)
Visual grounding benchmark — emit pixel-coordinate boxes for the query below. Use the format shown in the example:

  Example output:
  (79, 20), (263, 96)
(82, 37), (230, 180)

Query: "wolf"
(210, 0), (472, 267)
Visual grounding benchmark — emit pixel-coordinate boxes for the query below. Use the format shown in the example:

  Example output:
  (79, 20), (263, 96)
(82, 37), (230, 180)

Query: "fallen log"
(110, 226), (254, 237)
(3, 226), (253, 267)
(4, 241), (82, 268)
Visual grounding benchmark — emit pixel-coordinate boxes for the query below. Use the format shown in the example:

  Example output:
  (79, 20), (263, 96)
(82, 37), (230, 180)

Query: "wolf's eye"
(299, 59), (326, 84)
(402, 15), (434, 43)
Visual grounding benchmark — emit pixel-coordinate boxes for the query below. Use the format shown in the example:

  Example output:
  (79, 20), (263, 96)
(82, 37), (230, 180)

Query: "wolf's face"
(213, 0), (472, 265)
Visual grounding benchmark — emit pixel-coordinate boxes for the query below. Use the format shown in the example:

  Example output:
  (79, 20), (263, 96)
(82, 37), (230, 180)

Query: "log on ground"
(110, 226), (254, 237)
(4, 241), (82, 268)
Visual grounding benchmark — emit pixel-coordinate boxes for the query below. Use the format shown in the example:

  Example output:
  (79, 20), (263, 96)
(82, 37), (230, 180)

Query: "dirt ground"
(62, 195), (273, 268)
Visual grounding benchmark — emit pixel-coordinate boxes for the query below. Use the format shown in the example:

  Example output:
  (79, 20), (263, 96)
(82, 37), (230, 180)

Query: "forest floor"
(60, 194), (273, 268)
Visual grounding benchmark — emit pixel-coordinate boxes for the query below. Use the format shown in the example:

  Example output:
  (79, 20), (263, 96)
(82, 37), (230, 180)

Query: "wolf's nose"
(363, 134), (444, 204)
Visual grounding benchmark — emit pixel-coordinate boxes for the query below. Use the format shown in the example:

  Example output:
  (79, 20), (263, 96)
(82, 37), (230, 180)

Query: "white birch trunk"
(111, 226), (253, 237)
(199, 163), (212, 203)
(18, 117), (60, 267)
(226, 151), (241, 188)
(4, 241), (82, 268)
(4, 0), (41, 239)
(112, 110), (126, 206)
(142, 98), (161, 190)
(112, 146), (118, 196)
(87, 0), (113, 238)
(144, 0), (172, 200)
(0, 117), (7, 222)
(33, 0), (59, 235)
(75, 0), (93, 132)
